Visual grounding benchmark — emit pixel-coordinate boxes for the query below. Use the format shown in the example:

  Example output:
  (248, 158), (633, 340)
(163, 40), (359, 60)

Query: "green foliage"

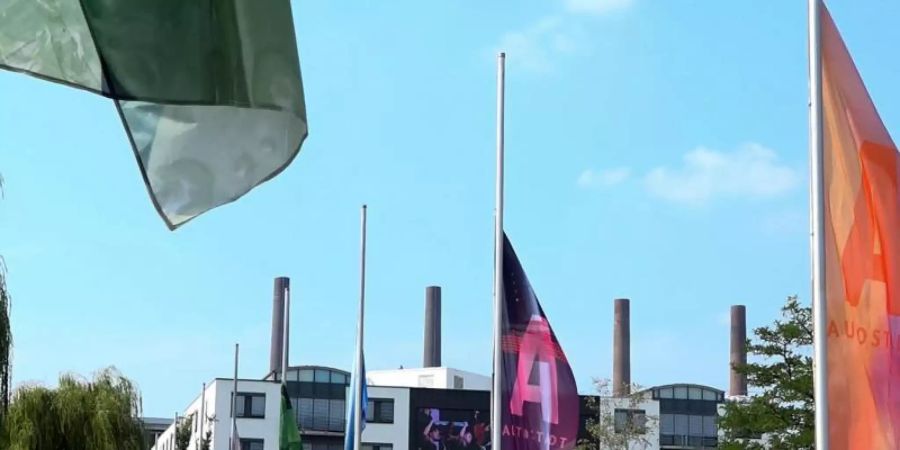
(0, 174), (10, 418)
(200, 429), (212, 450)
(2, 367), (145, 450)
(719, 296), (814, 450)
(577, 379), (657, 450)
(176, 414), (193, 450)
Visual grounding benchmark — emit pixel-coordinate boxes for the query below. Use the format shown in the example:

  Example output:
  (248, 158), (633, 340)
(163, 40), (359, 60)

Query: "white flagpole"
(199, 382), (206, 448)
(355, 204), (368, 450)
(282, 283), (290, 384)
(808, 0), (828, 449)
(231, 343), (239, 450)
(491, 52), (506, 450)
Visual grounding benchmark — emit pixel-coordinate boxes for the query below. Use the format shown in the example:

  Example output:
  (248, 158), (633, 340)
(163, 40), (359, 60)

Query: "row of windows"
(241, 439), (264, 450)
(659, 434), (718, 448)
(654, 386), (722, 401)
(290, 396), (395, 431)
(286, 368), (350, 385)
(301, 443), (391, 450)
(659, 413), (717, 437)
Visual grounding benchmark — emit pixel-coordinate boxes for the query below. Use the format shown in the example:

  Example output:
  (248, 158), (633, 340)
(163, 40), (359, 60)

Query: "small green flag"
(0, 0), (307, 229)
(280, 384), (303, 450)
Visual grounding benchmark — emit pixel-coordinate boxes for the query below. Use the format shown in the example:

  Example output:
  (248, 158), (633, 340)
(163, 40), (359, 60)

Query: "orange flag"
(822, 3), (900, 449)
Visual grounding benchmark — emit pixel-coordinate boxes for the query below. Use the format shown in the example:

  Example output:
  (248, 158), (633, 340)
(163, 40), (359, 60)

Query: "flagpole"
(355, 204), (368, 450)
(199, 382), (206, 448)
(231, 343), (239, 450)
(282, 283), (290, 384)
(808, 0), (828, 449)
(491, 51), (505, 450)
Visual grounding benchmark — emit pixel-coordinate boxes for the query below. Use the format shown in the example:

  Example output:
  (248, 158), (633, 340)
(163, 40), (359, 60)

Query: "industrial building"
(147, 280), (749, 450)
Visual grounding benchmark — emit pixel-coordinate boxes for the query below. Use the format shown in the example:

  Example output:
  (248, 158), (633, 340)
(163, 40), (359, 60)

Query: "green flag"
(280, 384), (303, 450)
(0, 0), (308, 229)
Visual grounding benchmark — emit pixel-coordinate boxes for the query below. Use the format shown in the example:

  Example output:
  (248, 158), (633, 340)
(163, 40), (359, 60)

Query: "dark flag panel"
(501, 234), (579, 450)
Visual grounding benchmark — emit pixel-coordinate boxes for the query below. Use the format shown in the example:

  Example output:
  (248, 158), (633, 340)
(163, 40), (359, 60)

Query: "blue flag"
(344, 354), (368, 450)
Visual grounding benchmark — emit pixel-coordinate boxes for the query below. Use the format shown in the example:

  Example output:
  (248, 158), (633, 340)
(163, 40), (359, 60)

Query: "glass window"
(240, 439), (264, 450)
(250, 395), (266, 417)
(236, 393), (265, 418)
(234, 393), (244, 417)
(328, 399), (344, 431)
(703, 415), (717, 437)
(366, 398), (395, 423)
(613, 409), (646, 434)
(288, 369), (300, 382)
(702, 389), (718, 401)
(362, 445), (393, 450)
(299, 369), (315, 382)
(315, 369), (331, 383)
(614, 410), (627, 433)
(313, 398), (329, 429)
(674, 386), (688, 399)
(658, 387), (674, 399)
(674, 414), (688, 435)
(689, 415), (703, 436)
(331, 372), (348, 384)
(660, 414), (674, 434)
(299, 398), (314, 429)
(688, 387), (703, 400)
(453, 376), (464, 389)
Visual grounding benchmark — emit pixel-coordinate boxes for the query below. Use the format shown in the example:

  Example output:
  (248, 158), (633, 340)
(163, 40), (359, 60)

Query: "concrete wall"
(361, 386), (411, 450)
(367, 367), (490, 391)
(151, 379), (282, 450)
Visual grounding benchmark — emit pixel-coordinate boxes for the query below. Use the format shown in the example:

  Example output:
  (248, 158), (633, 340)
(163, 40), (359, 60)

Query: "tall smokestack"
(423, 286), (442, 368)
(613, 298), (631, 397)
(730, 305), (748, 397)
(270, 277), (290, 379)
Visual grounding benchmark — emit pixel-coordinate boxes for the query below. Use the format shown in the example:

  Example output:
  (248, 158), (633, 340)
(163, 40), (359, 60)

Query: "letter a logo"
(509, 315), (560, 424)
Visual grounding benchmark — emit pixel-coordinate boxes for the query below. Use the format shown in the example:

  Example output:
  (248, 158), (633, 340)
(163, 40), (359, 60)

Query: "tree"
(200, 429), (212, 450)
(2, 367), (145, 450)
(0, 175), (11, 417)
(176, 414), (194, 450)
(578, 379), (658, 450)
(719, 296), (814, 450)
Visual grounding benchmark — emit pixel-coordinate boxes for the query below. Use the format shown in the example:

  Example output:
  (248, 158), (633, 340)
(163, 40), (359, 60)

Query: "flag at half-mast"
(820, 2), (900, 448)
(0, 1), (308, 229)
(500, 233), (579, 450)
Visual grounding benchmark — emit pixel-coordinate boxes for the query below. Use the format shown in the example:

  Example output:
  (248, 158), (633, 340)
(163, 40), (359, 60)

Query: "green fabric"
(280, 385), (303, 450)
(0, 0), (307, 229)
(0, 0), (102, 90)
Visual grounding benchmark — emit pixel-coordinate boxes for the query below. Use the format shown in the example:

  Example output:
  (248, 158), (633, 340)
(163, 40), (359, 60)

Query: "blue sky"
(3, 0), (900, 417)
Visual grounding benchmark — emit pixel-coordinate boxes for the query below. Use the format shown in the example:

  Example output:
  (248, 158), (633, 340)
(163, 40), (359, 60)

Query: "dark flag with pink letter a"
(500, 234), (579, 450)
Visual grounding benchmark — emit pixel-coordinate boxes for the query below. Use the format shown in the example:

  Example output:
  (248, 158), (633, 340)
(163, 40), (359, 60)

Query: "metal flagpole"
(172, 412), (178, 449)
(231, 343), (239, 450)
(199, 382), (206, 447)
(491, 52), (506, 450)
(808, 0), (828, 449)
(355, 204), (367, 450)
(282, 283), (290, 384)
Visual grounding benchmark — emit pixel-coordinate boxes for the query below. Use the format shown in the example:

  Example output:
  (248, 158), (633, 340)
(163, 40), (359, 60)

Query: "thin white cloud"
(564, 0), (634, 15)
(578, 167), (631, 188)
(644, 143), (800, 205)
(495, 16), (575, 73)
(493, 0), (633, 73)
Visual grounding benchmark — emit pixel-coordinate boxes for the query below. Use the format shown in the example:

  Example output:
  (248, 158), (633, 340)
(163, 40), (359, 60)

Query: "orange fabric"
(822, 3), (900, 449)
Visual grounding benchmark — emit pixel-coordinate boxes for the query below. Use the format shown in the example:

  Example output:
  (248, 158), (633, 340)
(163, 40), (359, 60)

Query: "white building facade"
(151, 379), (283, 450)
